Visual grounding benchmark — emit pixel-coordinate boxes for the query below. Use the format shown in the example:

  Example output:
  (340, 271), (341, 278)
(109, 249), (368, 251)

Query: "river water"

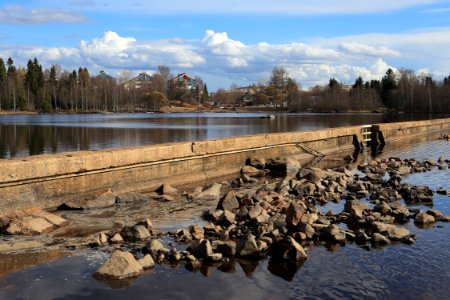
(0, 112), (446, 159)
(0, 114), (449, 299)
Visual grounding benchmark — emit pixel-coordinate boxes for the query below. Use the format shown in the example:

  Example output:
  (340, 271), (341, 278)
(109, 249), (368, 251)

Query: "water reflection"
(1, 112), (445, 159)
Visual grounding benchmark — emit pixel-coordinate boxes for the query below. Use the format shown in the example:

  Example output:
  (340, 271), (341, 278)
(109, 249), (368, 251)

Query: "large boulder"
(6, 217), (55, 235)
(372, 222), (410, 240)
(414, 212), (435, 224)
(94, 250), (143, 280)
(265, 157), (301, 176)
(217, 191), (240, 212)
(195, 183), (222, 200)
(84, 190), (116, 209)
(29, 209), (69, 227)
(121, 225), (151, 242)
(156, 183), (178, 195)
(270, 236), (307, 261)
(212, 240), (236, 257)
(236, 234), (260, 257)
(344, 200), (368, 219)
(285, 203), (304, 227)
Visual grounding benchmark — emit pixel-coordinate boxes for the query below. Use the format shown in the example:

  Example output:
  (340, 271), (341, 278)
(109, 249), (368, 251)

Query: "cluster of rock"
(92, 155), (449, 281)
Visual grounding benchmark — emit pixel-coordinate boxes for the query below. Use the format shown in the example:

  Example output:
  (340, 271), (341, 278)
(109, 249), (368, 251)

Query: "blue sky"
(1, 0), (450, 90)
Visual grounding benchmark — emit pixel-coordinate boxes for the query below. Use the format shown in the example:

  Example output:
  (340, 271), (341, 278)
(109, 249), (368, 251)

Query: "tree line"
(0, 56), (448, 113)
(212, 67), (450, 113)
(0, 57), (209, 112)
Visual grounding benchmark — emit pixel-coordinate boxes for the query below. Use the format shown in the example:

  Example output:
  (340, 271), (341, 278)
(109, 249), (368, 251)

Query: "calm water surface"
(0, 112), (446, 159)
(0, 139), (449, 299)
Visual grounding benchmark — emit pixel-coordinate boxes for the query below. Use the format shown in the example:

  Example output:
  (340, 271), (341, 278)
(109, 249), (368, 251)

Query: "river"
(0, 112), (446, 159)
(0, 114), (449, 299)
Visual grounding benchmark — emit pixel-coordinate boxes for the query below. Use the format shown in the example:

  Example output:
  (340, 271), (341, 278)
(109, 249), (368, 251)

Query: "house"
(96, 70), (116, 82)
(170, 73), (196, 91)
(124, 72), (153, 90)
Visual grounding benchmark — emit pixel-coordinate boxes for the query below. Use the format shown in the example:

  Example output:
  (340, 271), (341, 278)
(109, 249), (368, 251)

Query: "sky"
(0, 0), (450, 90)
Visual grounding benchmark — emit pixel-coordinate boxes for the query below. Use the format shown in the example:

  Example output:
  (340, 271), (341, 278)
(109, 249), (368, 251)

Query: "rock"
(185, 260), (202, 271)
(271, 236), (307, 261)
(372, 222), (410, 240)
(247, 157), (266, 169)
(138, 254), (155, 269)
(135, 218), (154, 230)
(298, 222), (316, 239)
(144, 239), (167, 257)
(321, 224), (345, 242)
(212, 241), (236, 257)
(241, 165), (262, 176)
(29, 209), (69, 227)
(265, 156), (301, 176)
(99, 232), (109, 245)
(217, 191), (240, 212)
(248, 203), (263, 219)
(84, 190), (116, 209)
(111, 220), (125, 234)
(219, 210), (236, 225)
(156, 183), (178, 195)
(58, 199), (87, 210)
(285, 203), (304, 227)
(374, 202), (392, 215)
(6, 217), (55, 235)
(121, 225), (151, 242)
(237, 234), (260, 257)
(110, 233), (124, 243)
(390, 203), (410, 219)
(426, 209), (443, 219)
(195, 183), (222, 200)
(197, 239), (213, 258)
(189, 224), (205, 240)
(207, 253), (223, 262)
(344, 200), (368, 219)
(372, 233), (390, 244)
(436, 189), (449, 195)
(414, 212), (435, 224)
(116, 192), (150, 204)
(94, 250), (143, 280)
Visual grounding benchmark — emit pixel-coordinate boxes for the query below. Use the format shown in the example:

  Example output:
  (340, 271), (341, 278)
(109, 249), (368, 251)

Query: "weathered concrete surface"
(0, 118), (449, 215)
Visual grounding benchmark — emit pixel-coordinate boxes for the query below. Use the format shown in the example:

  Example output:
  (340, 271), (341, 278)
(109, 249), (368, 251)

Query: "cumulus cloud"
(339, 43), (401, 57)
(0, 5), (87, 24)
(1, 28), (449, 89)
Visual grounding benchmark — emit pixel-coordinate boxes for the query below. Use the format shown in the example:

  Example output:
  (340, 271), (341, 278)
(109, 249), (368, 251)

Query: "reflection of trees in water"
(0, 113), (441, 159)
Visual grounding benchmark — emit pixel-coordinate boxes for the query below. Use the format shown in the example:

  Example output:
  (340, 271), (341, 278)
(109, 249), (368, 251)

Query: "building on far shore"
(170, 73), (196, 91)
(124, 72), (153, 90)
(95, 70), (116, 82)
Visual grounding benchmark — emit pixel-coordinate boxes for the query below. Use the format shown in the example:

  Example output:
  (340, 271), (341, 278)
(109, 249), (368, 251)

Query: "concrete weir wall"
(1, 118), (449, 214)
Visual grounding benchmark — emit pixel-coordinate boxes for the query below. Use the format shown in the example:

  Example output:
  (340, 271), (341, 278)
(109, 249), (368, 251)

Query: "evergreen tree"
(201, 84), (209, 104)
(328, 78), (339, 89)
(6, 58), (17, 111)
(352, 77), (364, 89)
(50, 65), (58, 110)
(381, 68), (397, 108)
(0, 58), (6, 110)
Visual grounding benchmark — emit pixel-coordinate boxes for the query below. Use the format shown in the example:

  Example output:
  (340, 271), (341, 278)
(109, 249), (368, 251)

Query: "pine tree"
(6, 58), (17, 111)
(0, 58), (6, 110)
(50, 65), (58, 110)
(381, 68), (397, 108)
(201, 84), (209, 104)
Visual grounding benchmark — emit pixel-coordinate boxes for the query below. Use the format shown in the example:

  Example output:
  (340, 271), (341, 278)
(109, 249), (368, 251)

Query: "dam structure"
(0, 118), (449, 215)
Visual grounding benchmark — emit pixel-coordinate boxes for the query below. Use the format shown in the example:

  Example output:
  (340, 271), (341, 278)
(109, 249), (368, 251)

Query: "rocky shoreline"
(1, 154), (449, 283)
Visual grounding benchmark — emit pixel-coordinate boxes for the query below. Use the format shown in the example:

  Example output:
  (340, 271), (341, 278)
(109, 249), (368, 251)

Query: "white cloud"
(1, 28), (449, 89)
(339, 43), (401, 57)
(0, 5), (87, 24)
